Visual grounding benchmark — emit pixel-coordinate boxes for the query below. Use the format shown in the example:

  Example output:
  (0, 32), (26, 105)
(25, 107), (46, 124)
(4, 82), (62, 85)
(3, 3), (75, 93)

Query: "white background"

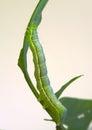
(0, 0), (92, 130)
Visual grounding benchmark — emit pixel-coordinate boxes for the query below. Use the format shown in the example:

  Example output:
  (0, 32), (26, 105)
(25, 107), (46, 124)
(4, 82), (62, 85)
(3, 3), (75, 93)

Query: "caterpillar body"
(25, 25), (66, 125)
(18, 0), (67, 126)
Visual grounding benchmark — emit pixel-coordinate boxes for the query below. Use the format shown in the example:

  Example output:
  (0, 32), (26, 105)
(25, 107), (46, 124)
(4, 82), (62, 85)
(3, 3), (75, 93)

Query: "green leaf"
(60, 97), (92, 130)
(55, 75), (83, 98)
(18, 42), (39, 98)
(18, 0), (48, 99)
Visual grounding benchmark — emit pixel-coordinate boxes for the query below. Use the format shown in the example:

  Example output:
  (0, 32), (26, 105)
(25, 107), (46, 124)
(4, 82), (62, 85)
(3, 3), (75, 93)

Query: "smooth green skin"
(18, 0), (92, 130)
(18, 0), (66, 127)
(25, 27), (67, 125)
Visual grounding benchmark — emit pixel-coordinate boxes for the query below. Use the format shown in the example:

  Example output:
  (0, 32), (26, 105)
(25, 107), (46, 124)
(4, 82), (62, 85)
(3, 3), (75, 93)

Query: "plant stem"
(56, 124), (64, 130)
(28, 0), (48, 27)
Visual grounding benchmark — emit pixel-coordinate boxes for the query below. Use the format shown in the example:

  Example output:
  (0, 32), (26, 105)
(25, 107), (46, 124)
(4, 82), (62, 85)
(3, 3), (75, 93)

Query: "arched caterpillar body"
(18, 0), (67, 126)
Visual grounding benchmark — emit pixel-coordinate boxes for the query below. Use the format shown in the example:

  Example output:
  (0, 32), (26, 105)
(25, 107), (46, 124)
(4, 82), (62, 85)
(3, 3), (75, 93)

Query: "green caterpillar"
(26, 25), (66, 124)
(18, 0), (67, 127)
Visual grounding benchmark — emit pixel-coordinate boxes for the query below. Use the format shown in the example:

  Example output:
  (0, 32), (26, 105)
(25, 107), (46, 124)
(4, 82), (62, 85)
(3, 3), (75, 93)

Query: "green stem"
(28, 0), (48, 27)
(18, 0), (48, 99)
(56, 125), (63, 130)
